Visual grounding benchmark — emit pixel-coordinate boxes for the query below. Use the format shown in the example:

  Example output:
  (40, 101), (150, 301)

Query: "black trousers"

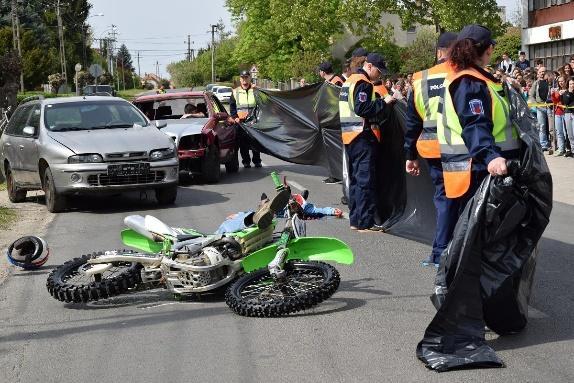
(236, 126), (261, 165)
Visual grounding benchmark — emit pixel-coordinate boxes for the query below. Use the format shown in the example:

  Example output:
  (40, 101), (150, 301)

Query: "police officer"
(318, 61), (344, 87)
(438, 25), (520, 236)
(339, 53), (395, 232)
(229, 70), (261, 168)
(404, 31), (458, 267)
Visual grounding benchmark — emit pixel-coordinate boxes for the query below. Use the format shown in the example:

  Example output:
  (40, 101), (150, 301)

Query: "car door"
(2, 104), (33, 184)
(210, 95), (235, 153)
(21, 103), (41, 185)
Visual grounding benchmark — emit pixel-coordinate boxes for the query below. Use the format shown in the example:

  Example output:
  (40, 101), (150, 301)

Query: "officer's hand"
(384, 95), (395, 104)
(234, 117), (241, 124)
(406, 160), (420, 176)
(226, 116), (235, 125)
(487, 157), (508, 177)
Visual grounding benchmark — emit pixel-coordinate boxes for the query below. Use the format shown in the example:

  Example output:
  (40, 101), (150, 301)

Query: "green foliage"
(48, 73), (64, 94)
(491, 27), (522, 64)
(350, 36), (405, 75)
(399, 29), (438, 74)
(0, 0), (92, 90)
(76, 71), (94, 88)
(116, 44), (134, 72)
(167, 37), (238, 87)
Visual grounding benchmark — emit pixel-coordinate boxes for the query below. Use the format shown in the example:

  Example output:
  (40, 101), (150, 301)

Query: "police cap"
(366, 53), (388, 75)
(437, 32), (458, 49)
(352, 47), (368, 58)
(239, 70), (251, 77)
(457, 24), (496, 47)
(318, 61), (333, 73)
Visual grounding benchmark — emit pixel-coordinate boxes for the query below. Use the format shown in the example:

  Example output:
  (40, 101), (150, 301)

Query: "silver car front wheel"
(43, 167), (66, 213)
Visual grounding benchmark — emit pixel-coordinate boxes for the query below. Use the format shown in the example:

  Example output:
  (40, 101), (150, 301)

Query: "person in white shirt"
(498, 53), (514, 75)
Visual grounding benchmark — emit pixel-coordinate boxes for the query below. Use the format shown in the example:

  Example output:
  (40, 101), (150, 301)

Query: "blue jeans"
(565, 113), (574, 150)
(536, 107), (550, 149)
(278, 203), (336, 218)
(555, 114), (566, 151)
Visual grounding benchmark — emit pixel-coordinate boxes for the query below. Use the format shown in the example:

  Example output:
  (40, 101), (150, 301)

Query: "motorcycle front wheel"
(225, 261), (340, 317)
(47, 251), (142, 303)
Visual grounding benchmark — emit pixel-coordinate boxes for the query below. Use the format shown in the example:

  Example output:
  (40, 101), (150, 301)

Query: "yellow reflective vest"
(339, 73), (381, 145)
(234, 86), (256, 120)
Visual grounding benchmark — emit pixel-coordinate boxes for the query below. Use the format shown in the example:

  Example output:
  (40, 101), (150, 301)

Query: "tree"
(116, 44), (134, 72)
(491, 27), (522, 64)
(0, 50), (21, 110)
(399, 29), (438, 74)
(340, 0), (507, 40)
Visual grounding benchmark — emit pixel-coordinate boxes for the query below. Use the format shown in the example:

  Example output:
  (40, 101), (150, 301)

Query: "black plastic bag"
(417, 86), (552, 372)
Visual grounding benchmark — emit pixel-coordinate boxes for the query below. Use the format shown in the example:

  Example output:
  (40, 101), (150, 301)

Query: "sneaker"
(548, 148), (554, 155)
(333, 208), (343, 218)
(421, 258), (440, 268)
(350, 226), (358, 230)
(322, 177), (341, 184)
(243, 163), (252, 168)
(254, 163), (262, 168)
(252, 188), (291, 229)
(341, 196), (348, 205)
(555, 150), (565, 156)
(301, 189), (309, 200)
(566, 150), (572, 157)
(357, 224), (385, 233)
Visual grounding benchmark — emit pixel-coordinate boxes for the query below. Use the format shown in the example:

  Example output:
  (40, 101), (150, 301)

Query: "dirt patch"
(0, 188), (54, 284)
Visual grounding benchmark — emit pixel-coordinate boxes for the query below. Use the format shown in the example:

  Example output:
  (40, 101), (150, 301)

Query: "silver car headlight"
(149, 147), (175, 161)
(68, 154), (104, 164)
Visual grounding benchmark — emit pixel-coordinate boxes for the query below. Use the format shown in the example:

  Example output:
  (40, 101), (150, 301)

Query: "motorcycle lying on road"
(47, 172), (354, 317)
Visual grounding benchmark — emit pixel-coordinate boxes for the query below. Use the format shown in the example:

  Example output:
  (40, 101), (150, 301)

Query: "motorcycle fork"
(268, 229), (292, 280)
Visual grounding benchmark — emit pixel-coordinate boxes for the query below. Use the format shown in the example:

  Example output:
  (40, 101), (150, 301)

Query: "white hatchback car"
(214, 86), (233, 103)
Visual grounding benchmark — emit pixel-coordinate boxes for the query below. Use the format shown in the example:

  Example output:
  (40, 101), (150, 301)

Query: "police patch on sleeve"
(358, 91), (368, 102)
(469, 99), (484, 115)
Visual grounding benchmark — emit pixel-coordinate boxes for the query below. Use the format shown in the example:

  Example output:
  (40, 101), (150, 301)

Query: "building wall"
(521, 0), (574, 70)
(330, 13), (431, 61)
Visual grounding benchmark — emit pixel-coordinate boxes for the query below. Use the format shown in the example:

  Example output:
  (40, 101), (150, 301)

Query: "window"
(212, 96), (228, 114)
(27, 105), (41, 130)
(5, 104), (32, 136)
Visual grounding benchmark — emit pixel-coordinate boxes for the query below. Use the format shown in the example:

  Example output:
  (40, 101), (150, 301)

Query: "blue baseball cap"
(366, 53), (388, 75)
(352, 47), (368, 58)
(437, 32), (458, 49)
(457, 24), (496, 47)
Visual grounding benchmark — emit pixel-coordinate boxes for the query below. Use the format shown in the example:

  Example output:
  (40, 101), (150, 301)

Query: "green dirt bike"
(47, 172), (354, 317)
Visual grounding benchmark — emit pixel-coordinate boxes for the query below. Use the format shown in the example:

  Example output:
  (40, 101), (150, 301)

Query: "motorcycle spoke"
(239, 268), (326, 301)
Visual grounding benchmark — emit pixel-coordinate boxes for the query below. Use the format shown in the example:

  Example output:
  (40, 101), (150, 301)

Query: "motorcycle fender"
(121, 229), (163, 253)
(240, 237), (354, 273)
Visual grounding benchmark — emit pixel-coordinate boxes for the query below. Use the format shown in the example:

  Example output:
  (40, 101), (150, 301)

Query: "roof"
(133, 91), (206, 103)
(38, 96), (130, 105)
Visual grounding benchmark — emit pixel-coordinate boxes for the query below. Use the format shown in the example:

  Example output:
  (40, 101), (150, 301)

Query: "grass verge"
(0, 183), (17, 229)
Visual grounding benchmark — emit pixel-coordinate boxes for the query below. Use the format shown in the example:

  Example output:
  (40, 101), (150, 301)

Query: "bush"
(399, 29), (438, 75)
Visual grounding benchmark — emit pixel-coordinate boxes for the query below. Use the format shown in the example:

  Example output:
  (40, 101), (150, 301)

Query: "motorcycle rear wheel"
(46, 251), (142, 303)
(225, 261), (340, 317)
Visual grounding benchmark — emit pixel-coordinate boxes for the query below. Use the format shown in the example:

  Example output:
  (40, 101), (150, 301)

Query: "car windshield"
(44, 101), (149, 131)
(217, 87), (231, 93)
(134, 96), (209, 120)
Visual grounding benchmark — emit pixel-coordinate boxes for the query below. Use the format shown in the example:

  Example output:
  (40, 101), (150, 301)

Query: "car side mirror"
(215, 112), (228, 121)
(155, 120), (167, 129)
(23, 126), (35, 136)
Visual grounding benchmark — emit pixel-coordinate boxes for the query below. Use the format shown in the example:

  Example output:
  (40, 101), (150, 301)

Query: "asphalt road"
(1, 154), (573, 383)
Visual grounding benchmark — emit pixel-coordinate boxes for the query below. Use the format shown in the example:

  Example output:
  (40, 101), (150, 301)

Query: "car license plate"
(108, 163), (150, 176)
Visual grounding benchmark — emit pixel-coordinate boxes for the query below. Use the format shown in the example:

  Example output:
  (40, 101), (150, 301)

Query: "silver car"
(0, 96), (179, 212)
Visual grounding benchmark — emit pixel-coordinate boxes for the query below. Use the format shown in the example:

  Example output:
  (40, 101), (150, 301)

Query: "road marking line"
(287, 180), (307, 191)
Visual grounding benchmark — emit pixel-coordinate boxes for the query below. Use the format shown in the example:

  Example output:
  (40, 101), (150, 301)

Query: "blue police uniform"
(346, 68), (388, 229)
(405, 60), (462, 265)
(447, 64), (520, 203)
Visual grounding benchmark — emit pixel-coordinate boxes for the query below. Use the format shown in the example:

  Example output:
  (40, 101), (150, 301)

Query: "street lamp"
(83, 13), (104, 68)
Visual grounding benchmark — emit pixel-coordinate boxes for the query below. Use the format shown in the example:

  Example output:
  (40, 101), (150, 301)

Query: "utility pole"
(210, 24), (218, 83)
(186, 35), (191, 62)
(191, 48), (195, 61)
(11, 0), (24, 92)
(57, 0), (68, 87)
(137, 51), (141, 78)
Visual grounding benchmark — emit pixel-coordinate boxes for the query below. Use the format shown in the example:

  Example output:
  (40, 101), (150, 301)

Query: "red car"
(133, 91), (238, 183)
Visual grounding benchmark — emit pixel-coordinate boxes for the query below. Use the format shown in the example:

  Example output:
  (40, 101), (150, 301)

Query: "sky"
(88, 0), (519, 80)
(89, 0), (233, 79)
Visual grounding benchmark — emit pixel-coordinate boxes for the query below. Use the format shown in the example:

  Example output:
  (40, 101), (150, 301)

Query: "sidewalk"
(0, 191), (53, 284)
(544, 154), (574, 205)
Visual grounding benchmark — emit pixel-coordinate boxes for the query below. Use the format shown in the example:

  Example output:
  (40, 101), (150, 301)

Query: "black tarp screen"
(242, 83), (437, 243)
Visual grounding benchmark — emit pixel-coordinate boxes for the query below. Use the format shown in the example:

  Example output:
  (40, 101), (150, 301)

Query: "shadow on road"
(63, 187), (229, 214)
(488, 236), (574, 351)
